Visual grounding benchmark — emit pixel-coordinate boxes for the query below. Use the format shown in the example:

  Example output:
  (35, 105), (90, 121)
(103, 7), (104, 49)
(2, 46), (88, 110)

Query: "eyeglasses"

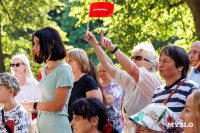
(10, 63), (25, 67)
(131, 56), (150, 62)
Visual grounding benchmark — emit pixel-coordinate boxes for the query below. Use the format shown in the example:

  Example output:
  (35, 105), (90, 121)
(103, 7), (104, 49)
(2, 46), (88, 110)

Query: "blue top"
(188, 67), (200, 85)
(38, 62), (73, 115)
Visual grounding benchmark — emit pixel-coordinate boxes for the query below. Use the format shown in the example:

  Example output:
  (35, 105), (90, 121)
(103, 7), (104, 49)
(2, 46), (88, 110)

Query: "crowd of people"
(0, 27), (200, 133)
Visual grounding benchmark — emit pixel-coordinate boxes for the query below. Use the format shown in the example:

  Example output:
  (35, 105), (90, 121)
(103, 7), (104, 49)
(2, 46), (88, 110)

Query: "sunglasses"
(131, 56), (150, 62)
(10, 63), (25, 67)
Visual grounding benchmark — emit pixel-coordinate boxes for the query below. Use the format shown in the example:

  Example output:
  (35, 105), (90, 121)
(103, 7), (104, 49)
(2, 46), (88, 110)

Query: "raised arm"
(106, 43), (140, 82)
(86, 30), (140, 82)
(84, 31), (118, 78)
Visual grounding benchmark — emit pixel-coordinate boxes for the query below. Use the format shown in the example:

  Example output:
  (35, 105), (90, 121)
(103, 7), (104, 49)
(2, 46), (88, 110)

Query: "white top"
(0, 104), (30, 133)
(114, 67), (163, 133)
(188, 67), (200, 85)
(15, 76), (40, 102)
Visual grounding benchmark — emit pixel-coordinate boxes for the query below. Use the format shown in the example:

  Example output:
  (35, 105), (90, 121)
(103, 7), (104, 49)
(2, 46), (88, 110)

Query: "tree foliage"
(69, 0), (197, 58)
(1, 0), (199, 78)
(51, 0), (105, 64)
(0, 0), (67, 78)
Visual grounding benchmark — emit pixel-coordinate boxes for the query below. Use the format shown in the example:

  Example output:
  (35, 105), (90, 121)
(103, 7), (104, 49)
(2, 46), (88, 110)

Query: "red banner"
(89, 2), (114, 17)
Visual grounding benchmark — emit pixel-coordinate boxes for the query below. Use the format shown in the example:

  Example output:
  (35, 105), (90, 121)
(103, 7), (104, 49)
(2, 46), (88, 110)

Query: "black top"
(68, 74), (98, 122)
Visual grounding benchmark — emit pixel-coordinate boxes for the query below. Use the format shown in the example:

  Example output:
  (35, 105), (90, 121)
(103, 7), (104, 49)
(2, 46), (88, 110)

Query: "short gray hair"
(131, 42), (157, 72)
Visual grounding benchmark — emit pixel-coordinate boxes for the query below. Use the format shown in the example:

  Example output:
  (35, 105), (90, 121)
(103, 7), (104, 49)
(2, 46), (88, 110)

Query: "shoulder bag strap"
(163, 79), (187, 105)
(1, 109), (13, 133)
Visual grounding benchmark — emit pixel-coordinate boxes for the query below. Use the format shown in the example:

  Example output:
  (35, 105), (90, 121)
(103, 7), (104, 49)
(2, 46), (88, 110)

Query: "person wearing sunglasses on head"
(11, 54), (40, 102)
(84, 30), (163, 133)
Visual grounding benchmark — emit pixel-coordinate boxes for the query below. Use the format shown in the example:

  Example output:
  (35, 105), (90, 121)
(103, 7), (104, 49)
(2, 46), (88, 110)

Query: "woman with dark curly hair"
(70, 97), (118, 133)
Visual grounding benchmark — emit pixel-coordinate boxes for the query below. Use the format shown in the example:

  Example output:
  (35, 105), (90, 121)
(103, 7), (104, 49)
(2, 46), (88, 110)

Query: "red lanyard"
(163, 79), (187, 105)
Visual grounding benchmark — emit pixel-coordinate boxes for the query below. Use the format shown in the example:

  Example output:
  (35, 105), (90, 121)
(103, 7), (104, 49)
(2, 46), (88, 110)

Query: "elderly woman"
(84, 30), (163, 133)
(152, 45), (200, 116)
(129, 103), (183, 133)
(188, 41), (200, 85)
(65, 48), (102, 122)
(11, 54), (40, 102)
(21, 27), (74, 133)
(97, 63), (124, 133)
(180, 90), (200, 133)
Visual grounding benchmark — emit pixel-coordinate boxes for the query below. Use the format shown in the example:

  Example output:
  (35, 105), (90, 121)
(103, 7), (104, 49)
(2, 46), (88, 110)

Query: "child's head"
(0, 73), (20, 101)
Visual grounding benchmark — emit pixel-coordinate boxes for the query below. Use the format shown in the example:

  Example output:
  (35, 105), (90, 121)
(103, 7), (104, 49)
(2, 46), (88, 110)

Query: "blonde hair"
(131, 42), (158, 72)
(11, 54), (35, 79)
(191, 90), (200, 132)
(66, 48), (90, 73)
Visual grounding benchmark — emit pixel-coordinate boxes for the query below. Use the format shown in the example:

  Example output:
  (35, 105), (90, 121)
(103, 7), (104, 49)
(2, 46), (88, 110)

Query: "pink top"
(114, 67), (163, 133)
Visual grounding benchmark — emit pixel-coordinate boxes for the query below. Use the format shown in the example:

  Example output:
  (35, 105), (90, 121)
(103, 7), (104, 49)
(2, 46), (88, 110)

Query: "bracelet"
(110, 46), (118, 54)
(33, 102), (38, 110)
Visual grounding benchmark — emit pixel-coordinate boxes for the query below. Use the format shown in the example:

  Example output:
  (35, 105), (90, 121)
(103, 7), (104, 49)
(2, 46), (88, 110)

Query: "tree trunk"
(0, 15), (6, 73)
(187, 0), (200, 35)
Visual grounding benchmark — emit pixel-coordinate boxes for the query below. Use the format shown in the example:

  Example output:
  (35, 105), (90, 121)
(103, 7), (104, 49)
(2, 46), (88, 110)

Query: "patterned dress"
(102, 81), (124, 131)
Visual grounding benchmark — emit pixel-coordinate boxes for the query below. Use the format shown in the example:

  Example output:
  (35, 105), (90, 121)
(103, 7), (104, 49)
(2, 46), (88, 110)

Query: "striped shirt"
(152, 77), (200, 115)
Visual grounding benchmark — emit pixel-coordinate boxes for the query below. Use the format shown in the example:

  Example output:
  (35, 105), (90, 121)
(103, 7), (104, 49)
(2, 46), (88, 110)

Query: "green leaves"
(0, 0), (67, 77)
(1, 0), (199, 77)
(69, 0), (196, 56)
